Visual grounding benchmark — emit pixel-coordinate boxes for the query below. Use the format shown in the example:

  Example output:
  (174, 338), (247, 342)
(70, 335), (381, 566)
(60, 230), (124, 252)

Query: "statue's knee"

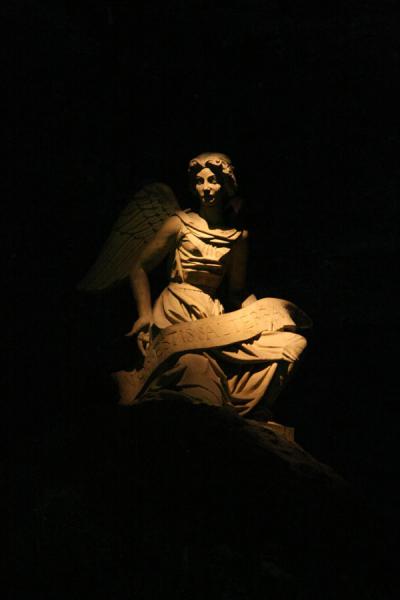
(296, 334), (308, 354)
(283, 333), (308, 362)
(178, 353), (210, 373)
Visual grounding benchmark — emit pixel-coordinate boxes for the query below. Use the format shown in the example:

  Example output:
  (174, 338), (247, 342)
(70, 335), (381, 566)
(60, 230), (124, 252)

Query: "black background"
(7, 0), (398, 581)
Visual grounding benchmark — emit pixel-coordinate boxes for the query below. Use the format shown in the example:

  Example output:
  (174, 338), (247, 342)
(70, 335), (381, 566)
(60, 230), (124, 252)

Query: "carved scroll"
(126, 298), (312, 402)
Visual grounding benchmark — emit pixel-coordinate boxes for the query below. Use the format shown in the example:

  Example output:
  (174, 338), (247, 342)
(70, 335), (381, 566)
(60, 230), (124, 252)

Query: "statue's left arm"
(226, 230), (256, 310)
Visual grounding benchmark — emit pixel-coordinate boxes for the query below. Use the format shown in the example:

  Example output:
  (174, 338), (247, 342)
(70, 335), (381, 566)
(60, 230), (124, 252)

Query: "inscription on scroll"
(128, 297), (312, 401)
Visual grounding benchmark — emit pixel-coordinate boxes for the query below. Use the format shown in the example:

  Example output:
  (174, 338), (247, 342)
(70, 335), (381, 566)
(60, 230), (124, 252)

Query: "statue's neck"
(199, 206), (224, 228)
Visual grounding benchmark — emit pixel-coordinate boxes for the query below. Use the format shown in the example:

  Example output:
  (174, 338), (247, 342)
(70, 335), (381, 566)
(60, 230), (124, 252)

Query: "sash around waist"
(170, 270), (223, 295)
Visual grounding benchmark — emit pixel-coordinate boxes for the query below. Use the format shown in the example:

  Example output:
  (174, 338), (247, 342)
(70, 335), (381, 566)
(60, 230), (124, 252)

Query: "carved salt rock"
(116, 297), (311, 410)
(81, 152), (312, 419)
(263, 420), (295, 443)
(23, 394), (380, 599)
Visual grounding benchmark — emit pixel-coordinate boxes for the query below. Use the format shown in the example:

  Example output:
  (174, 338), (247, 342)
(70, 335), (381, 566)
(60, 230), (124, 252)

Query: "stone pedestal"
(264, 420), (295, 443)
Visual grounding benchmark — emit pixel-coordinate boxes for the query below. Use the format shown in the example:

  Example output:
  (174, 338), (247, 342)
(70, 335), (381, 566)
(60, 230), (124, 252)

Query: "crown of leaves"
(188, 152), (237, 188)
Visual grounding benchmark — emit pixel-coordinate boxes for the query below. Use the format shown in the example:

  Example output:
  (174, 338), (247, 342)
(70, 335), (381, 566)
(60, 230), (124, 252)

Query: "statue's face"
(195, 167), (222, 207)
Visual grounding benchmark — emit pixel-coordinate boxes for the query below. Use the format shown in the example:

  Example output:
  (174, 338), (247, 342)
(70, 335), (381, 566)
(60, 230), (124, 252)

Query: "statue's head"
(188, 152), (238, 203)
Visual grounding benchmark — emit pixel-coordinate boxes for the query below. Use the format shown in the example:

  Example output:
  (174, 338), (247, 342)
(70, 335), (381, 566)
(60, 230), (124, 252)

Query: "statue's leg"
(112, 369), (141, 405)
(112, 331), (307, 411)
(218, 331), (308, 416)
(148, 352), (230, 406)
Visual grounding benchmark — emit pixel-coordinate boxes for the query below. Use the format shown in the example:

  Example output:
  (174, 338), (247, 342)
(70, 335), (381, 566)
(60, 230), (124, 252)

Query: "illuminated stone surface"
(82, 153), (312, 417)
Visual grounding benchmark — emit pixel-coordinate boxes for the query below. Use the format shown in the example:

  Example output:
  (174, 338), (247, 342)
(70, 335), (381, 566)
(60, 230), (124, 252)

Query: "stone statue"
(79, 152), (312, 420)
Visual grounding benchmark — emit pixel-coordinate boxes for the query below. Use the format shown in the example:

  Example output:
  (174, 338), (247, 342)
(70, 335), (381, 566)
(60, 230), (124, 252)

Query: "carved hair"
(188, 152), (238, 199)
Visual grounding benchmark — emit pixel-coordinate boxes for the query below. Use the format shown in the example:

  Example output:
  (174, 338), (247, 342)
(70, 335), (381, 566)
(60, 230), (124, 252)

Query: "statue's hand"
(126, 315), (152, 357)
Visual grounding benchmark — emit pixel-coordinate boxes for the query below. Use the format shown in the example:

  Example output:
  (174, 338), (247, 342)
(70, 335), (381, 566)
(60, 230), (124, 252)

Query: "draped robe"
(143, 210), (308, 416)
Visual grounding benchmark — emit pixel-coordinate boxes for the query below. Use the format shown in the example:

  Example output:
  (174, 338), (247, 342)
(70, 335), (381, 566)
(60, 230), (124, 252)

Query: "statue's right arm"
(126, 215), (181, 338)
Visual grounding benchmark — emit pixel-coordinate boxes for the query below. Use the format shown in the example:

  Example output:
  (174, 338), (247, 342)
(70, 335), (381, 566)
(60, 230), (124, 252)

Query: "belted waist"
(170, 270), (223, 296)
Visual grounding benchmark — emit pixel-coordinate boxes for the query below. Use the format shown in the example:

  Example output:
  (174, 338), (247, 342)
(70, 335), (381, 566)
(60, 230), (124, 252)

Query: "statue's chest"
(180, 232), (232, 264)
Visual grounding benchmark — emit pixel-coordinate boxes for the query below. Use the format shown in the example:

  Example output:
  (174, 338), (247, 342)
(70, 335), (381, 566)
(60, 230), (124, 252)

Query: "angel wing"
(78, 182), (181, 292)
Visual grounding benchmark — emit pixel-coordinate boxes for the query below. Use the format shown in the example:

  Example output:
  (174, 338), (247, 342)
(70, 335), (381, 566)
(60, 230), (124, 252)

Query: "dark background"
(7, 0), (398, 582)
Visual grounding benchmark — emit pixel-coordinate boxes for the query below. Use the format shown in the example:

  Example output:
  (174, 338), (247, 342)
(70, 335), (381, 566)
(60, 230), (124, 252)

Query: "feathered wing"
(78, 182), (180, 292)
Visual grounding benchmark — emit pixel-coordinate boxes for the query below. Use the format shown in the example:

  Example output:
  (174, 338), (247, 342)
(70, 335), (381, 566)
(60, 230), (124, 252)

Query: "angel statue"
(79, 152), (312, 421)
